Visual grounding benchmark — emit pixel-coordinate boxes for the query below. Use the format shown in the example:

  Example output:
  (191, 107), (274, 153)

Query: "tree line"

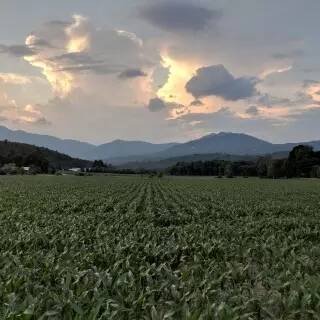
(169, 145), (320, 178)
(87, 160), (158, 175)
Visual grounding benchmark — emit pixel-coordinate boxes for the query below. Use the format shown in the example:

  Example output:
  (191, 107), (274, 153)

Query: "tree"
(25, 151), (49, 173)
(93, 160), (106, 168)
(311, 166), (320, 178)
(257, 157), (268, 178)
(267, 159), (287, 179)
(287, 145), (320, 177)
(225, 164), (234, 178)
(1, 163), (18, 175)
(289, 145), (314, 162)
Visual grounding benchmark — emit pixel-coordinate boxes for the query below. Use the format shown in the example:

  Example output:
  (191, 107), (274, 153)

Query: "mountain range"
(0, 126), (177, 160)
(0, 126), (319, 165)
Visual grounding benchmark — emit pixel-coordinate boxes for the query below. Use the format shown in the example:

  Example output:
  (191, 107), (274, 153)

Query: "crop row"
(0, 176), (319, 319)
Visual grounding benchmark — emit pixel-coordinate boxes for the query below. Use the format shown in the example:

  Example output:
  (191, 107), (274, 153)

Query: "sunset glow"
(67, 36), (90, 53)
(306, 83), (320, 103)
(157, 51), (199, 106)
(24, 56), (74, 98)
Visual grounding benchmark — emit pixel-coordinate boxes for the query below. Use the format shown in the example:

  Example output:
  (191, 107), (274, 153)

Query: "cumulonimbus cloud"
(17, 15), (159, 104)
(185, 64), (259, 101)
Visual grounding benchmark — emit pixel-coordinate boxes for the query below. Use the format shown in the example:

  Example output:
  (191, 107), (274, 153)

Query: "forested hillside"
(169, 145), (320, 178)
(0, 140), (91, 173)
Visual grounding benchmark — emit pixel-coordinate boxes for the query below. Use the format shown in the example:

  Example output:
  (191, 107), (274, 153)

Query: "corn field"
(0, 175), (320, 319)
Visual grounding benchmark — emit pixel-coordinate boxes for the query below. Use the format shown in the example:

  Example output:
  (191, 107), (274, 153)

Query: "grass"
(0, 175), (320, 319)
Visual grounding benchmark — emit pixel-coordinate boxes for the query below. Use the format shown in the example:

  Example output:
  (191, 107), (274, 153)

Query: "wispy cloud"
(260, 66), (293, 79)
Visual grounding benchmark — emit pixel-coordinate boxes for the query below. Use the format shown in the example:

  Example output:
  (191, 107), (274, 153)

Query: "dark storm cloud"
(139, 2), (221, 32)
(0, 44), (35, 57)
(147, 97), (167, 112)
(118, 68), (147, 79)
(186, 65), (258, 101)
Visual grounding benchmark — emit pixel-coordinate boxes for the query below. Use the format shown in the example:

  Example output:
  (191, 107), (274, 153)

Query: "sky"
(0, 0), (320, 144)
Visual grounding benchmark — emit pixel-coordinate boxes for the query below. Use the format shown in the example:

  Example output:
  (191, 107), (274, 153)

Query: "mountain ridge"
(0, 125), (319, 162)
(0, 126), (179, 160)
(82, 140), (179, 160)
(107, 132), (320, 165)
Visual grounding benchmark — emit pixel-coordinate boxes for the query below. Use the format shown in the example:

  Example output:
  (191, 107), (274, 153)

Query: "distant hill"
(0, 140), (91, 169)
(153, 132), (320, 159)
(108, 133), (320, 166)
(82, 140), (179, 160)
(155, 132), (275, 158)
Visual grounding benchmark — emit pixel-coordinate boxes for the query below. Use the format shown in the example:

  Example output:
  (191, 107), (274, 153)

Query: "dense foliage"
(89, 160), (157, 175)
(169, 145), (320, 178)
(0, 175), (320, 319)
(0, 140), (91, 173)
